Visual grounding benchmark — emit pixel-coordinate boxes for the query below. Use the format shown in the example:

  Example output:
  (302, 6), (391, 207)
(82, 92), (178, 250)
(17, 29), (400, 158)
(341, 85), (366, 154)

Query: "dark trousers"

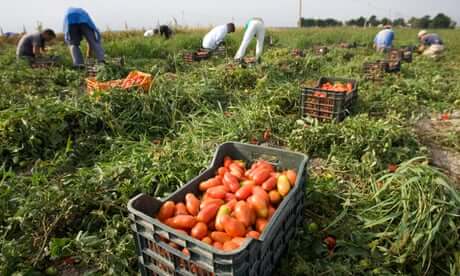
(68, 23), (104, 65)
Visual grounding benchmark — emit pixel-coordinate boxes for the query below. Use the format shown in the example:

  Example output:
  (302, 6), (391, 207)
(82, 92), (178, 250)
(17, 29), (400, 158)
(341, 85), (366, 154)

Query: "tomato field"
(1, 27), (459, 275)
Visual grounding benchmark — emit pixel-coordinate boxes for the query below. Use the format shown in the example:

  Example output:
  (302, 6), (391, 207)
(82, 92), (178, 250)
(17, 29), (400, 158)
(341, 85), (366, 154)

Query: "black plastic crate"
(128, 142), (309, 276)
(183, 50), (210, 63)
(399, 47), (413, 63)
(85, 57), (125, 77)
(212, 46), (227, 57)
(313, 46), (329, 56)
(363, 61), (388, 81)
(387, 49), (402, 61)
(301, 77), (358, 122)
(385, 59), (401, 73)
(31, 56), (60, 69)
(291, 48), (305, 58)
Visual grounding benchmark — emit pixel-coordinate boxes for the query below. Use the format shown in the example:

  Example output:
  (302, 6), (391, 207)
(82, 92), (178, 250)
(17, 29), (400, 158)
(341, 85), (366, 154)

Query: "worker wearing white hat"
(234, 18), (265, 62)
(417, 30), (444, 58)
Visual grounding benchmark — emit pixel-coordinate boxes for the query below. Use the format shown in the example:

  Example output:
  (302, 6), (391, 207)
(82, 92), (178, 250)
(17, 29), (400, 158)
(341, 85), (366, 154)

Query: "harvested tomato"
(256, 218), (268, 233)
(157, 201), (175, 221)
(225, 193), (236, 202)
(229, 163), (244, 179)
(231, 237), (246, 247)
(268, 190), (282, 205)
(277, 175), (291, 197)
(199, 177), (221, 192)
(252, 169), (271, 185)
(191, 222), (208, 239)
(166, 215), (196, 229)
(200, 198), (224, 210)
(211, 231), (232, 243)
(202, 236), (213, 245)
(207, 186), (227, 199)
(246, 231), (260, 239)
(285, 170), (297, 186)
(197, 204), (219, 224)
(215, 205), (231, 231)
(226, 199), (238, 211)
(252, 186), (270, 204)
(224, 172), (240, 193)
(247, 194), (268, 218)
(223, 217), (246, 237)
(217, 167), (228, 177)
(233, 160), (246, 169)
(235, 184), (253, 200)
(174, 202), (189, 216)
(234, 201), (253, 227)
(224, 156), (233, 168)
(182, 248), (191, 256)
(223, 241), (240, 251)
(185, 193), (200, 216)
(213, 241), (224, 250)
(261, 176), (277, 191)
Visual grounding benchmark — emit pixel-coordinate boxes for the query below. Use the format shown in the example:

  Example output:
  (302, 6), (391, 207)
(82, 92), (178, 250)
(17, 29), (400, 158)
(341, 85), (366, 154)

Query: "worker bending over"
(63, 7), (105, 66)
(234, 18), (265, 62)
(202, 23), (235, 50)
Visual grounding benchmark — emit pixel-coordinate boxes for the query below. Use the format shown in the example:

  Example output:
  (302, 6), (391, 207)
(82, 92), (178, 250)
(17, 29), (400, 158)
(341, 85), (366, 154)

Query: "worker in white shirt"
(202, 23), (235, 51)
(235, 18), (265, 62)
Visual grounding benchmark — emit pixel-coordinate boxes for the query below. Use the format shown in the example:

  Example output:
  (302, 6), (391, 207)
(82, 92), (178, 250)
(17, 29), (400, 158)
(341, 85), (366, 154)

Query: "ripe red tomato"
(235, 184), (253, 200)
(191, 222), (208, 239)
(157, 201), (175, 221)
(185, 193), (200, 216)
(197, 204), (219, 224)
(234, 201), (253, 227)
(223, 217), (246, 237)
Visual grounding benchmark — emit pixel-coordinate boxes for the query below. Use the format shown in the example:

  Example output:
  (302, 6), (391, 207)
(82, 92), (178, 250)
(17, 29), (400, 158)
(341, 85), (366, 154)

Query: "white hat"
(418, 30), (427, 38)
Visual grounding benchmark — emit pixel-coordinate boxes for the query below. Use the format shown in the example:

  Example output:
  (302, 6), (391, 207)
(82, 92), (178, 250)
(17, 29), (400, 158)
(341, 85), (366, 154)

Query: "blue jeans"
(68, 23), (104, 65)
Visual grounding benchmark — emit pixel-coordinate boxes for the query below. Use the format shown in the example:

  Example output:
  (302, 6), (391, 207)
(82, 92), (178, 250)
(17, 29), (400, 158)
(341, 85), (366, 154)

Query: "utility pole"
(298, 0), (303, 27)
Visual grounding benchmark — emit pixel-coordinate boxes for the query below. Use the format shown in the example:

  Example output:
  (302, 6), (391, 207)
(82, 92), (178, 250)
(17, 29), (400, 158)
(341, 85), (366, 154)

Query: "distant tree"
(430, 13), (452, 28)
(368, 15), (379, 27)
(346, 17), (366, 27)
(393, 18), (406, 27)
(380, 17), (391, 26)
(407, 17), (419, 28)
(419, 15), (431, 28)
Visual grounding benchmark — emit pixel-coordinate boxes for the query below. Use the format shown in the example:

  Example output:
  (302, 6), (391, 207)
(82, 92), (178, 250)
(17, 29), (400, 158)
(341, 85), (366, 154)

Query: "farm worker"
(202, 23), (235, 50)
(144, 25), (173, 39)
(373, 25), (394, 52)
(417, 30), (444, 58)
(16, 29), (56, 62)
(234, 18), (265, 62)
(63, 7), (105, 66)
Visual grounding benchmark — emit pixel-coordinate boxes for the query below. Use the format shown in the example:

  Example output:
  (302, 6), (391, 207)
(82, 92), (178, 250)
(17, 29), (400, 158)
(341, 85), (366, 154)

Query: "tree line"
(299, 13), (457, 28)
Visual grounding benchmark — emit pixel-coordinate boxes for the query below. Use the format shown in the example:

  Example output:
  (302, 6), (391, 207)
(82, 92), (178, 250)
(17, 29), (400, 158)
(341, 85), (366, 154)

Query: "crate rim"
(127, 141), (309, 257)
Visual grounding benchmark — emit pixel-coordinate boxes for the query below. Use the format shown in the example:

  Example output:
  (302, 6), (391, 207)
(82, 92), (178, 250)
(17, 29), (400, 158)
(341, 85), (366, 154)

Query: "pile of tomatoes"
(313, 81), (353, 98)
(319, 82), (353, 92)
(121, 74), (145, 89)
(155, 156), (298, 252)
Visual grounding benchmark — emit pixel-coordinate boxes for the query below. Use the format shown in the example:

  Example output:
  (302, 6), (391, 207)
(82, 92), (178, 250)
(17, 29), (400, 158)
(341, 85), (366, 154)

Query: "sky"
(1, 0), (459, 33)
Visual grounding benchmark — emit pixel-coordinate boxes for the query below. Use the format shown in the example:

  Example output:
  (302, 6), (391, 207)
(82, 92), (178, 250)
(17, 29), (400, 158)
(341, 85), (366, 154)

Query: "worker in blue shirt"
(63, 7), (105, 66)
(417, 30), (444, 58)
(373, 25), (394, 52)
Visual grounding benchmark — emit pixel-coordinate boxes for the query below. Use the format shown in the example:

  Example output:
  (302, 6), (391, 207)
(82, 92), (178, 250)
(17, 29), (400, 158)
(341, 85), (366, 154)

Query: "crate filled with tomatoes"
(183, 49), (210, 63)
(363, 61), (388, 81)
(301, 77), (358, 122)
(128, 142), (309, 276)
